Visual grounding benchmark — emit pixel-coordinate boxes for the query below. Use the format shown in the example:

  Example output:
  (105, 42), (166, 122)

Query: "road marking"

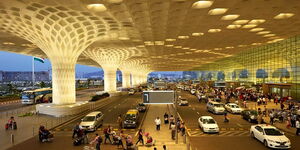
(196, 112), (200, 115)
(236, 123), (243, 127)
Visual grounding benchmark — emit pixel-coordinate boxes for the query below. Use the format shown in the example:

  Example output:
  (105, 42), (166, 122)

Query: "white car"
(178, 98), (188, 106)
(250, 124), (291, 149)
(190, 89), (196, 95)
(224, 103), (243, 114)
(79, 111), (104, 131)
(198, 116), (219, 133)
(207, 101), (226, 114)
(128, 89), (135, 95)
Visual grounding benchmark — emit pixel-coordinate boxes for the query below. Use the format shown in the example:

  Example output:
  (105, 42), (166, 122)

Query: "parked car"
(198, 116), (219, 133)
(136, 103), (146, 112)
(79, 111), (104, 131)
(123, 109), (139, 128)
(128, 89), (135, 95)
(178, 98), (189, 106)
(241, 110), (258, 123)
(224, 103), (243, 114)
(207, 101), (225, 114)
(190, 89), (196, 95)
(250, 124), (291, 149)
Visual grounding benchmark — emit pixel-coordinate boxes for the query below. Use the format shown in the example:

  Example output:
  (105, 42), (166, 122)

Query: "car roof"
(254, 124), (277, 129)
(200, 116), (214, 119)
(227, 103), (238, 105)
(86, 111), (102, 116)
(209, 101), (222, 104)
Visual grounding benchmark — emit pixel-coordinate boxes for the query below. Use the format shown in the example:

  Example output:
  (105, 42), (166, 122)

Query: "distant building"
(0, 70), (49, 82)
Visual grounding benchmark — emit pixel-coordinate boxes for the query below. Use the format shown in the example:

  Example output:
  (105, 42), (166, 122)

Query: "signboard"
(143, 90), (174, 104)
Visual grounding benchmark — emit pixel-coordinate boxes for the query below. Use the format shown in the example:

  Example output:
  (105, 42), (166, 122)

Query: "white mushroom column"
(102, 65), (118, 92)
(0, 3), (109, 105)
(121, 69), (131, 88)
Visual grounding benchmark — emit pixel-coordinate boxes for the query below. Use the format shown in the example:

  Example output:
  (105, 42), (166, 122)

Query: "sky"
(0, 51), (100, 73)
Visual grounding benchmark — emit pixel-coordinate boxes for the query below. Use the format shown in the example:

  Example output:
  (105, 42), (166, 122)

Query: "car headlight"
(132, 121), (136, 124)
(250, 115), (255, 119)
(204, 127), (209, 130)
(267, 139), (276, 143)
(90, 125), (95, 128)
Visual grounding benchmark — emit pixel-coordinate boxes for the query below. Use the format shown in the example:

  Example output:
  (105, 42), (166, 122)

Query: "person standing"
(169, 115), (174, 129)
(90, 133), (102, 150)
(117, 114), (123, 129)
(163, 145), (167, 150)
(155, 117), (161, 131)
(103, 125), (112, 144)
(164, 112), (169, 124)
(136, 129), (144, 145)
(72, 123), (80, 138)
(269, 110), (274, 125)
(296, 118), (300, 136)
(170, 122), (176, 140)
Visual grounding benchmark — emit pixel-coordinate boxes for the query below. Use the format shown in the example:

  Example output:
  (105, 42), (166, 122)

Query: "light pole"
(174, 90), (178, 144)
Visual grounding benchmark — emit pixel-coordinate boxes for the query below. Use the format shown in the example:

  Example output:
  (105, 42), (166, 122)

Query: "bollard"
(11, 134), (14, 144)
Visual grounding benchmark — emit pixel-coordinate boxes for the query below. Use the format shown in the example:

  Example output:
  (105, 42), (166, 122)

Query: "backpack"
(97, 136), (103, 144)
(103, 128), (108, 134)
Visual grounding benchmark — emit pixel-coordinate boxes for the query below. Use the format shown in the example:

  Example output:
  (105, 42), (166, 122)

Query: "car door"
(199, 118), (203, 128)
(254, 126), (264, 142)
(99, 113), (104, 125)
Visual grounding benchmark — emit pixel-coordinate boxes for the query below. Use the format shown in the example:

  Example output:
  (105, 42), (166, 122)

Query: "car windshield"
(214, 104), (223, 107)
(230, 105), (239, 108)
(250, 111), (258, 115)
(264, 128), (283, 136)
(125, 114), (136, 120)
(82, 116), (95, 122)
(203, 119), (216, 124)
(138, 103), (145, 106)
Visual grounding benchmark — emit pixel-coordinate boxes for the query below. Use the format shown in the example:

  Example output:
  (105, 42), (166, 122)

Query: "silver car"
(79, 111), (104, 131)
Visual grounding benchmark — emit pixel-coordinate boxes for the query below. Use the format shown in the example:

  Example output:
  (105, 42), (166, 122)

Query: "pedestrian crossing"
(188, 130), (250, 137)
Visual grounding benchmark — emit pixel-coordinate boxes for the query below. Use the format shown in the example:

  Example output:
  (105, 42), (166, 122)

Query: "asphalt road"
(177, 90), (300, 150)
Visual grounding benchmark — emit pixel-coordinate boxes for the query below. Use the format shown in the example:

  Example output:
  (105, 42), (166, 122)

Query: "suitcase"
(73, 138), (82, 146)
(13, 122), (17, 130)
(5, 123), (9, 130)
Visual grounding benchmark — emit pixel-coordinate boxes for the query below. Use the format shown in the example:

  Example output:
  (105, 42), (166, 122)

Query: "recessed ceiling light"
(137, 45), (145, 48)
(154, 41), (164, 45)
(144, 41), (154, 45)
(165, 38), (176, 42)
(178, 36), (189, 39)
(263, 34), (276, 37)
(233, 20), (249, 25)
(119, 37), (130, 40)
(192, 1), (214, 9)
(208, 29), (221, 33)
(249, 28), (264, 32)
(252, 42), (262, 45)
(208, 8), (228, 15)
(248, 19), (266, 24)
(257, 31), (271, 35)
(107, 0), (123, 3)
(227, 25), (241, 29)
(274, 13), (295, 19)
(192, 32), (204, 36)
(87, 3), (107, 12)
(272, 38), (284, 42)
(238, 45), (247, 47)
(225, 46), (234, 49)
(190, 48), (197, 51)
(214, 48), (223, 50)
(182, 47), (190, 50)
(174, 46), (182, 48)
(242, 24), (257, 28)
(3, 42), (15, 45)
(221, 14), (240, 20)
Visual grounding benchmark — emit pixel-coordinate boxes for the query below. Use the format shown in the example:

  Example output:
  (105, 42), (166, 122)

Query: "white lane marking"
(197, 112), (200, 115)
(236, 123), (243, 127)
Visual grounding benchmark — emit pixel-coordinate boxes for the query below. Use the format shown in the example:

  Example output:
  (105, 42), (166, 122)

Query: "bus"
(21, 88), (52, 104)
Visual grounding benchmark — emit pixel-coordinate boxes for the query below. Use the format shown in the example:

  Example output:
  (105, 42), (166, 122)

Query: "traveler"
(163, 145), (167, 150)
(6, 116), (17, 130)
(117, 114), (123, 129)
(39, 125), (53, 142)
(125, 135), (134, 149)
(169, 115), (174, 129)
(90, 133), (102, 150)
(136, 129), (144, 145)
(72, 123), (80, 138)
(155, 117), (161, 131)
(103, 125), (112, 144)
(296, 118), (300, 136)
(164, 112), (169, 124)
(170, 122), (176, 140)
(224, 111), (229, 122)
(180, 122), (186, 136)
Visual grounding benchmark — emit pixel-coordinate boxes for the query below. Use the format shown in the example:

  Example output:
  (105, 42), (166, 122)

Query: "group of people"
(5, 116), (17, 130)
(159, 113), (186, 140)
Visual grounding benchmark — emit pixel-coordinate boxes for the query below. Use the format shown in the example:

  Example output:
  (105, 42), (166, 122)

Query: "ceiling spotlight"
(208, 8), (228, 15)
(227, 25), (241, 29)
(233, 20), (249, 25)
(107, 0), (123, 3)
(221, 14), (240, 20)
(208, 29), (221, 33)
(248, 19), (266, 24)
(178, 36), (189, 39)
(249, 28), (265, 32)
(257, 31), (271, 35)
(87, 3), (107, 12)
(263, 34), (276, 37)
(192, 32), (204, 36)
(274, 13), (295, 19)
(118, 37), (129, 40)
(242, 24), (257, 29)
(165, 38), (176, 42)
(192, 1), (214, 9)
(174, 46), (182, 48)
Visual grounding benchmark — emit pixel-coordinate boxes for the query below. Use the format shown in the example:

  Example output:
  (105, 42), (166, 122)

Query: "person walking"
(269, 110), (274, 125)
(90, 133), (102, 150)
(296, 118), (300, 136)
(103, 125), (112, 144)
(170, 122), (176, 140)
(164, 112), (169, 124)
(169, 115), (174, 129)
(224, 111), (229, 122)
(117, 114), (123, 129)
(163, 145), (167, 150)
(136, 129), (144, 145)
(180, 121), (186, 136)
(286, 115), (291, 129)
(155, 117), (161, 131)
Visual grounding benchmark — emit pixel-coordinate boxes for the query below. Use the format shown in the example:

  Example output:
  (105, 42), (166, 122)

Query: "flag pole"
(32, 57), (35, 87)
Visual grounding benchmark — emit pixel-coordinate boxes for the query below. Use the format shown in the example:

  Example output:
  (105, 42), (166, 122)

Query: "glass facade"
(196, 35), (300, 100)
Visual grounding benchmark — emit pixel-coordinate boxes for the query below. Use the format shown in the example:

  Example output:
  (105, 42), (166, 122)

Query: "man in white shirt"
(155, 117), (161, 131)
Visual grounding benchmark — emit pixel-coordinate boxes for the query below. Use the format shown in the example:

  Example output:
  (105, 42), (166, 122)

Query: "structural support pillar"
(51, 58), (76, 105)
(103, 68), (117, 92)
(122, 71), (131, 88)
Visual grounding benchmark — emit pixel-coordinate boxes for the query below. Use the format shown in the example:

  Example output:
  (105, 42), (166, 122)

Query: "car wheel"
(264, 140), (268, 147)
(250, 132), (255, 138)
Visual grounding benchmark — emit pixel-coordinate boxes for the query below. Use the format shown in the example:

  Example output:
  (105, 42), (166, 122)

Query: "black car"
(241, 110), (258, 123)
(136, 103), (146, 112)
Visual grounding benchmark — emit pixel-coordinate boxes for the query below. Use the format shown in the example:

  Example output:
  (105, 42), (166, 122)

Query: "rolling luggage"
(5, 123), (9, 130)
(13, 122), (17, 130)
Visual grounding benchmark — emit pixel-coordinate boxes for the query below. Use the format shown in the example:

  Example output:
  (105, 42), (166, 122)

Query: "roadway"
(177, 90), (300, 150)
(8, 92), (146, 150)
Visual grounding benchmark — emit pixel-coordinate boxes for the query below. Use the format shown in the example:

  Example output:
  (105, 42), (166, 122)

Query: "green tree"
(40, 81), (46, 88)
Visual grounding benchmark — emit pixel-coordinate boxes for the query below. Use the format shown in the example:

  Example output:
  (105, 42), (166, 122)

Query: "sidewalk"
(137, 104), (187, 150)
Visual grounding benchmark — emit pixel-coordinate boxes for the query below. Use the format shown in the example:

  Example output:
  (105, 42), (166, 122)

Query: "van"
(207, 101), (225, 114)
(123, 109), (139, 128)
